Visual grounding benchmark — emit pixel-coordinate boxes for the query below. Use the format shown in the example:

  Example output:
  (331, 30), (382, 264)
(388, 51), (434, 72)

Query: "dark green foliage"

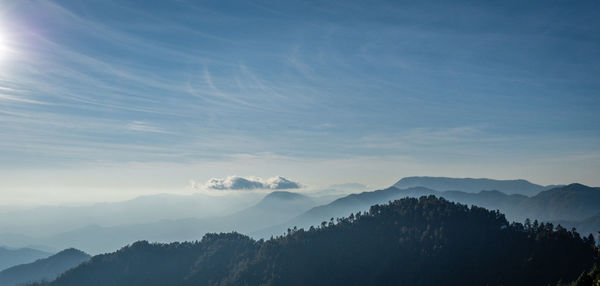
(560, 263), (600, 286)
(259, 183), (600, 240)
(33, 196), (599, 286)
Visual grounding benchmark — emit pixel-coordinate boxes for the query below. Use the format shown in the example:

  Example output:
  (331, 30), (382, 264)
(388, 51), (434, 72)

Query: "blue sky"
(0, 0), (598, 204)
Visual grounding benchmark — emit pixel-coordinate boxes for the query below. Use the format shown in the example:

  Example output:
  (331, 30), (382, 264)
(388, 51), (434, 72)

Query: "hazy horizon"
(1, 0), (599, 205)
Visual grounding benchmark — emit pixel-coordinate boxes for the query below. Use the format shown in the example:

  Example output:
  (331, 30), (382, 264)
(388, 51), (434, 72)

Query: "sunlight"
(0, 26), (10, 63)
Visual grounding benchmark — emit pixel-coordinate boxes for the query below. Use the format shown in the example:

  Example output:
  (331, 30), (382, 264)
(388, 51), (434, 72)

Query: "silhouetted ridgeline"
(0, 248), (89, 286)
(393, 176), (557, 196)
(31, 196), (598, 286)
(255, 183), (600, 239)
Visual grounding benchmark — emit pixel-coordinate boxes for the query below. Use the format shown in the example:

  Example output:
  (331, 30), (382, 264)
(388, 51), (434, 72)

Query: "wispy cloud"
(356, 126), (504, 148)
(0, 0), (598, 200)
(0, 93), (45, 104)
(126, 121), (168, 134)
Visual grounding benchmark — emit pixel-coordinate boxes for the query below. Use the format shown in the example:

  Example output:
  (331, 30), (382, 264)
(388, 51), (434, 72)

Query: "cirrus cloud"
(204, 176), (302, 190)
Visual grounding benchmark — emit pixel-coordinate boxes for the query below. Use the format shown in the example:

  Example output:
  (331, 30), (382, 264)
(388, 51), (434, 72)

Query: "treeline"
(33, 196), (599, 286)
(562, 265), (600, 286)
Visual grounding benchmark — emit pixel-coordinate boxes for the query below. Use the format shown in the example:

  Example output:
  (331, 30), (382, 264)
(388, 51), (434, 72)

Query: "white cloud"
(203, 175), (302, 190)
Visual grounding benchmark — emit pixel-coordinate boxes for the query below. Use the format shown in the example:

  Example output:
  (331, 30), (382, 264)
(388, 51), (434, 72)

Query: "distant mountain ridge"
(557, 212), (600, 240)
(0, 248), (90, 286)
(252, 191), (313, 210)
(0, 247), (52, 271)
(30, 191), (316, 254)
(256, 183), (600, 238)
(520, 184), (600, 221)
(0, 192), (262, 240)
(3, 178), (598, 257)
(254, 186), (436, 238)
(394, 176), (558, 196)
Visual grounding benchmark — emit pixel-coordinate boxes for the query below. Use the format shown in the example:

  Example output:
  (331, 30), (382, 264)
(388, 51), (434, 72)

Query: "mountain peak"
(55, 248), (89, 258)
(263, 191), (307, 201)
(245, 191), (314, 214)
(541, 183), (598, 194)
(564, 183), (597, 190)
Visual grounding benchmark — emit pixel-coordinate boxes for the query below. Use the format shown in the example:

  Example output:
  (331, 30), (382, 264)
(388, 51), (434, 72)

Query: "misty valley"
(0, 177), (599, 285)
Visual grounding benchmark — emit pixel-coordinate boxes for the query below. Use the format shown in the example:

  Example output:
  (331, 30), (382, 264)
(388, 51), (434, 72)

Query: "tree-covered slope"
(34, 196), (598, 286)
(257, 183), (600, 239)
(252, 186), (437, 238)
(555, 212), (600, 243)
(0, 248), (89, 286)
(562, 264), (600, 286)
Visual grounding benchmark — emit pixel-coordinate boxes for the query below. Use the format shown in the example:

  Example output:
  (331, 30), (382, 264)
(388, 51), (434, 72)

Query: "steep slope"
(254, 186), (435, 237)
(0, 247), (52, 271)
(33, 196), (599, 286)
(394, 176), (553, 196)
(216, 191), (315, 232)
(0, 248), (90, 286)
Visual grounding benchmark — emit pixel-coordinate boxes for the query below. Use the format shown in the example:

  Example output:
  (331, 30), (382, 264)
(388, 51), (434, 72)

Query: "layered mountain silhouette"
(4, 181), (597, 255)
(36, 191), (316, 254)
(0, 247), (52, 271)
(28, 197), (599, 286)
(557, 212), (600, 239)
(0, 192), (262, 241)
(519, 184), (600, 221)
(1, 178), (597, 257)
(253, 186), (435, 237)
(394, 176), (558, 196)
(256, 183), (600, 238)
(0, 248), (90, 286)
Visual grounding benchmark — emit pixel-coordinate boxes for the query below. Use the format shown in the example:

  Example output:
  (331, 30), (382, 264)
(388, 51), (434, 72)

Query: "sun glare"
(0, 27), (9, 62)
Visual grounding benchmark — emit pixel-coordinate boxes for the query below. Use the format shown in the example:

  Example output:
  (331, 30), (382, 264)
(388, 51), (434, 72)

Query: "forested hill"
(0, 248), (90, 286)
(256, 183), (600, 239)
(33, 196), (599, 286)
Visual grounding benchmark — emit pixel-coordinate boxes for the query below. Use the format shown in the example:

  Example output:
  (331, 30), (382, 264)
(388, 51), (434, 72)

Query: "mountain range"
(1, 177), (598, 256)
(0, 247), (52, 271)
(0, 248), (90, 286)
(255, 182), (600, 239)
(27, 196), (599, 286)
(30, 191), (316, 254)
(0, 192), (263, 239)
(394, 176), (560, 196)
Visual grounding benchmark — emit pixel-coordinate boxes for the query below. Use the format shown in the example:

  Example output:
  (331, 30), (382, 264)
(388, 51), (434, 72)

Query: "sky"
(0, 0), (598, 205)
